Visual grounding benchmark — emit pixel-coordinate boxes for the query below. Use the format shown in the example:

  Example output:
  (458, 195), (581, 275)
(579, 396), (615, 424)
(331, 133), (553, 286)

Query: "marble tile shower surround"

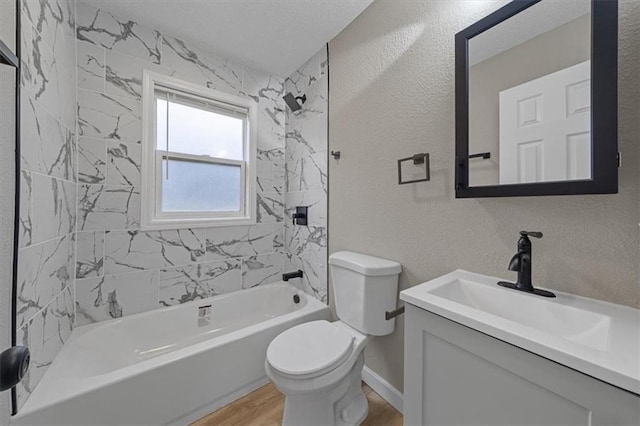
(284, 48), (329, 303)
(16, 0), (77, 410)
(15, 3), (328, 411)
(73, 2), (292, 327)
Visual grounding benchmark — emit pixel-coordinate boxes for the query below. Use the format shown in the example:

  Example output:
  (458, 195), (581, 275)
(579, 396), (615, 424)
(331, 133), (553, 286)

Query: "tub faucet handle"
(292, 206), (308, 226)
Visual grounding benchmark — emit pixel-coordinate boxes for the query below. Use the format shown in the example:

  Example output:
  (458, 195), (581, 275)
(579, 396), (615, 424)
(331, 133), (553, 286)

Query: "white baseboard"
(361, 366), (403, 414)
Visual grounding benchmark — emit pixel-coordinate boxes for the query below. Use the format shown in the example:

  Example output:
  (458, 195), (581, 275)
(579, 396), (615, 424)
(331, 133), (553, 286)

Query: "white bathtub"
(12, 283), (329, 426)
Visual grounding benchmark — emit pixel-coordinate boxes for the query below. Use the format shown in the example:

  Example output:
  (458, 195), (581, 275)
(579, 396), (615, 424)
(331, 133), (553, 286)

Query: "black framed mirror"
(455, 0), (618, 198)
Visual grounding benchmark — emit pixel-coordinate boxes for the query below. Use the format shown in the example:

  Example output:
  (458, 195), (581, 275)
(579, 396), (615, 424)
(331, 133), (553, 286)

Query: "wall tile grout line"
(77, 250), (286, 282)
(20, 168), (77, 186)
(20, 10), (74, 61)
(20, 91), (77, 136)
(18, 230), (75, 252)
(18, 278), (74, 335)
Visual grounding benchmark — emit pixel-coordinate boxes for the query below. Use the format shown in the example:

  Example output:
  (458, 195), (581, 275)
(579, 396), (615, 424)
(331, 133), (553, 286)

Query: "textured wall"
(73, 3), (289, 325)
(284, 47), (329, 303)
(329, 0), (640, 393)
(0, 1), (17, 422)
(16, 0), (77, 410)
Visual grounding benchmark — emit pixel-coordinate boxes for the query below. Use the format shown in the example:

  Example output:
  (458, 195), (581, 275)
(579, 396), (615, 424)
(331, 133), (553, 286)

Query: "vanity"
(400, 270), (640, 426)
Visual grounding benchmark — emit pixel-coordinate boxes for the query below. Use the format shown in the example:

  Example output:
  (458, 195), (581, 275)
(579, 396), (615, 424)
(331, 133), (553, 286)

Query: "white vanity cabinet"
(403, 304), (640, 426)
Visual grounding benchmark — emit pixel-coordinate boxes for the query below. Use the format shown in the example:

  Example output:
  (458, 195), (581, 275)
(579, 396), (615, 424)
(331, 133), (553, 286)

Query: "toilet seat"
(267, 321), (354, 378)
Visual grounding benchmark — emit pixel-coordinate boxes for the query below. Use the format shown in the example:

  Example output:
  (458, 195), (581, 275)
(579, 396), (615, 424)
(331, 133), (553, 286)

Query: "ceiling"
(80, 0), (374, 77)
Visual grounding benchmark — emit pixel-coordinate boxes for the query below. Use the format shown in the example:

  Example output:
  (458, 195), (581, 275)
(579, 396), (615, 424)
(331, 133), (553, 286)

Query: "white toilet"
(265, 251), (402, 426)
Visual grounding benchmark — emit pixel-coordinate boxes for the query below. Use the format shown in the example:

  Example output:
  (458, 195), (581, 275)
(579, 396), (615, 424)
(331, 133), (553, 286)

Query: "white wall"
(329, 0), (640, 392)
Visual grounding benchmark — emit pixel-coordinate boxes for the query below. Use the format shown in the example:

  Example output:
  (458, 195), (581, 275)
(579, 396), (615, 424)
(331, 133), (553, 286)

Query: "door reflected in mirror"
(467, 0), (591, 187)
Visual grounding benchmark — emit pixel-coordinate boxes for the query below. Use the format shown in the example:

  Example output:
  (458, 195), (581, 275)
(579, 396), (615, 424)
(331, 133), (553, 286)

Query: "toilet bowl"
(266, 320), (370, 425)
(266, 251), (402, 426)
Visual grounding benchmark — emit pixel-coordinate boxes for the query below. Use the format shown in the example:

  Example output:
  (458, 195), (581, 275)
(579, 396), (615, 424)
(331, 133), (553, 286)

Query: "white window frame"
(141, 70), (257, 230)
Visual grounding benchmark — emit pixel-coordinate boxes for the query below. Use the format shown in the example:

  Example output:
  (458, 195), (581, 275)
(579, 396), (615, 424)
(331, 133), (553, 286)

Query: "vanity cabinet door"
(403, 305), (640, 426)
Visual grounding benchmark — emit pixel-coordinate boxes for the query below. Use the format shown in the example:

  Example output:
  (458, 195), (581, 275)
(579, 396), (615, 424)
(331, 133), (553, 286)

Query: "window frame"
(141, 70), (257, 230)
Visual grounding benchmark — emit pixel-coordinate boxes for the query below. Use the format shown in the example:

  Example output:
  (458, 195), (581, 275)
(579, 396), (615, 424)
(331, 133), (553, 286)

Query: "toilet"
(265, 251), (402, 426)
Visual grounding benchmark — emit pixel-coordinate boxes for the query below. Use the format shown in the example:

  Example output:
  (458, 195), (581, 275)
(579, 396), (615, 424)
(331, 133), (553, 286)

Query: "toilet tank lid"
(329, 251), (402, 276)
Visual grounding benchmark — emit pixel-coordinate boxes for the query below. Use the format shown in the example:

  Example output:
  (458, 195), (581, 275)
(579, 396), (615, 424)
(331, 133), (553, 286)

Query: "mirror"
(455, 0), (618, 198)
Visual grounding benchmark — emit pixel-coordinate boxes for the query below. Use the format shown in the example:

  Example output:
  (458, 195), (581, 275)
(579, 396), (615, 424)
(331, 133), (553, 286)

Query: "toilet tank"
(329, 251), (402, 336)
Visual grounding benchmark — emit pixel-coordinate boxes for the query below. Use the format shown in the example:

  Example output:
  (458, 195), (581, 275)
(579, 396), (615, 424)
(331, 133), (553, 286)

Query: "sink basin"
(430, 278), (612, 351)
(400, 270), (640, 395)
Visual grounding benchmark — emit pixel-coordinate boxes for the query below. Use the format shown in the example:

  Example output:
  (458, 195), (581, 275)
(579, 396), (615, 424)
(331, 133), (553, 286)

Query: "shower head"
(283, 93), (307, 112)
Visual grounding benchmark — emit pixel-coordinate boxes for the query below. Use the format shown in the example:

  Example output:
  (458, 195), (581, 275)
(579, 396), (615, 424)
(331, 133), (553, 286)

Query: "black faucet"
(498, 231), (556, 298)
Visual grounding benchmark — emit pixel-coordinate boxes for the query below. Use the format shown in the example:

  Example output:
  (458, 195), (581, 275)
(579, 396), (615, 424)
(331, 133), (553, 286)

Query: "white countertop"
(400, 270), (640, 395)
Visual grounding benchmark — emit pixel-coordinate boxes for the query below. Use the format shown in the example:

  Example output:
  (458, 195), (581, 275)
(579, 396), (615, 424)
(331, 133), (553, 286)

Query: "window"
(141, 71), (257, 230)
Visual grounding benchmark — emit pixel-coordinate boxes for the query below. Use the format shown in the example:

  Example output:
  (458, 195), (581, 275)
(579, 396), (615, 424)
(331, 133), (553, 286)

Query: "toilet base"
(279, 353), (368, 426)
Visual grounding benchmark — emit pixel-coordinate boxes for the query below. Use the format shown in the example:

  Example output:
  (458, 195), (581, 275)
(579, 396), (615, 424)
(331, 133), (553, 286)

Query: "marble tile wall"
(73, 3), (288, 325)
(15, 4), (328, 410)
(16, 0), (77, 410)
(284, 48), (329, 303)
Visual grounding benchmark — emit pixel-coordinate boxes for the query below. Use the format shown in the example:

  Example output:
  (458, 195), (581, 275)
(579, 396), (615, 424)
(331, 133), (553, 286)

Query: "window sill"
(140, 215), (255, 231)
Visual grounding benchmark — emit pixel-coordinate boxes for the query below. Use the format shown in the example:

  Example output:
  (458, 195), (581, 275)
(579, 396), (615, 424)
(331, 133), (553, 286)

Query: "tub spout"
(282, 270), (303, 281)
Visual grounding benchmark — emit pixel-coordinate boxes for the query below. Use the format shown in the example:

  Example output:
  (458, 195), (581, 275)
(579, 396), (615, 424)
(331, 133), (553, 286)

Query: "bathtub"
(12, 282), (329, 426)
